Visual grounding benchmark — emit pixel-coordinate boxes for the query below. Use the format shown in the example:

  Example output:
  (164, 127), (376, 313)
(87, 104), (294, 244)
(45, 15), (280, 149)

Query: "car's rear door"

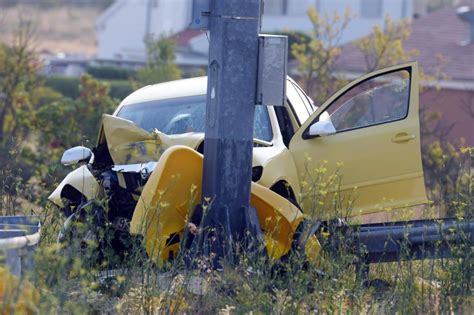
(289, 62), (427, 218)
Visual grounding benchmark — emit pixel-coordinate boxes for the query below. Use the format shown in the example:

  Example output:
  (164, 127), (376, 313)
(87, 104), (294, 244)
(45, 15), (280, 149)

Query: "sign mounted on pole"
(257, 34), (288, 107)
(190, 0), (211, 29)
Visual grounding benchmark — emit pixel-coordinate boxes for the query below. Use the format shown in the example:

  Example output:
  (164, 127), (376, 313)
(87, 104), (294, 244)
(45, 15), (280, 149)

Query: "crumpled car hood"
(98, 114), (204, 165)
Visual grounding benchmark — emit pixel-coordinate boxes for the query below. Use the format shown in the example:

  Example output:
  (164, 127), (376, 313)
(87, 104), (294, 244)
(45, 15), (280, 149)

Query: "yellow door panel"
(289, 62), (427, 218)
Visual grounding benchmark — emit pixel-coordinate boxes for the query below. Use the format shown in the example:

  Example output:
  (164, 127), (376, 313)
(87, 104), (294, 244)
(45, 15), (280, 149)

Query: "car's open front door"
(289, 62), (427, 219)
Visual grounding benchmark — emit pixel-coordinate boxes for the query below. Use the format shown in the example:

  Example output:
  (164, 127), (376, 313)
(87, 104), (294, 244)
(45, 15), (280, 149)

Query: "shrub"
(107, 80), (134, 100)
(44, 76), (80, 99)
(86, 66), (136, 81)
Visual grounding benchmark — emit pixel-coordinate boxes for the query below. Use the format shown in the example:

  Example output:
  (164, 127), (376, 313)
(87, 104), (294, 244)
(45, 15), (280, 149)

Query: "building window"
(361, 0), (383, 19)
(265, 0), (289, 16)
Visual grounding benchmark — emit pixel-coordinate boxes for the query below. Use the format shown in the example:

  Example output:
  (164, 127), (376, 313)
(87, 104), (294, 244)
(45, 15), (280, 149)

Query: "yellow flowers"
(0, 267), (39, 314)
(460, 146), (473, 155)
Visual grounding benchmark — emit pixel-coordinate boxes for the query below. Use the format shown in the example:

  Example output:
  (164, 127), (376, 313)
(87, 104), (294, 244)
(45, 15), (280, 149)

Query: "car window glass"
(254, 105), (273, 142)
(319, 69), (410, 132)
(118, 95), (207, 134)
(286, 81), (310, 124)
(117, 95), (273, 142)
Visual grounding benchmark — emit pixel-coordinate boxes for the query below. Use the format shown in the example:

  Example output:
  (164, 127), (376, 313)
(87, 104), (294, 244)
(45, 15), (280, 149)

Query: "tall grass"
(1, 149), (473, 314)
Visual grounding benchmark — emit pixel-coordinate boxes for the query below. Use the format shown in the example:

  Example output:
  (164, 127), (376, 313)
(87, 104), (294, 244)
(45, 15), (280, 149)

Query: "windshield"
(117, 95), (273, 142)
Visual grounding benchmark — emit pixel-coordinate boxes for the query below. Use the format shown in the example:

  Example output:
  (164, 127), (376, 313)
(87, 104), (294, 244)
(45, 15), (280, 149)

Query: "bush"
(44, 76), (80, 99)
(107, 80), (134, 100)
(268, 30), (311, 60)
(86, 66), (136, 81)
(43, 76), (134, 101)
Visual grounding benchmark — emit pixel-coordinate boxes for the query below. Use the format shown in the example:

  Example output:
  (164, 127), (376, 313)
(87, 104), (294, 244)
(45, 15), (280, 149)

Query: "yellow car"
(49, 62), (427, 224)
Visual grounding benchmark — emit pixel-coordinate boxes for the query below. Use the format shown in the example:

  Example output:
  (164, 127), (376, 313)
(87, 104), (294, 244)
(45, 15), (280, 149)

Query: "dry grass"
(0, 5), (100, 56)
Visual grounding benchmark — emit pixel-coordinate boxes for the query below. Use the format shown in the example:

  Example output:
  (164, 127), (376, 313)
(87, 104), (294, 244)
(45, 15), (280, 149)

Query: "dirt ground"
(0, 5), (100, 56)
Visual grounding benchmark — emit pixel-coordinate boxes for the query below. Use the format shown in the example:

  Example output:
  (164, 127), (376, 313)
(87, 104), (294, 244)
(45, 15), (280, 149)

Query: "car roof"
(120, 76), (208, 106)
(119, 76), (298, 107)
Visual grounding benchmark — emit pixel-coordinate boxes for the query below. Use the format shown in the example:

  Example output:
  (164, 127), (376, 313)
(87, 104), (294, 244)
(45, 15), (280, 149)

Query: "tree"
(269, 30), (311, 61)
(0, 20), (65, 209)
(133, 36), (181, 88)
(35, 74), (116, 188)
(354, 15), (417, 72)
(0, 21), (41, 145)
(291, 7), (352, 104)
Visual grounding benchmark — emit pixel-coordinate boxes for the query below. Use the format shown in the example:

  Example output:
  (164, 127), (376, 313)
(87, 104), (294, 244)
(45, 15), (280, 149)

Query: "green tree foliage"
(44, 75), (135, 100)
(292, 7), (352, 104)
(32, 74), (116, 192)
(354, 15), (417, 72)
(269, 30), (311, 61)
(0, 19), (120, 203)
(0, 22), (64, 205)
(0, 24), (42, 145)
(36, 74), (116, 161)
(133, 36), (181, 88)
(85, 65), (135, 81)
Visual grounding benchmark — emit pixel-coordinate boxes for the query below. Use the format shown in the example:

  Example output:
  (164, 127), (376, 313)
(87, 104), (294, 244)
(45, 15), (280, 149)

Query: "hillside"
(0, 5), (100, 56)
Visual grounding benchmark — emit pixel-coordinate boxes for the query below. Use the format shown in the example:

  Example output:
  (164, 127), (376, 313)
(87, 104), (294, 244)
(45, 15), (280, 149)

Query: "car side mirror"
(61, 146), (94, 166)
(308, 120), (336, 137)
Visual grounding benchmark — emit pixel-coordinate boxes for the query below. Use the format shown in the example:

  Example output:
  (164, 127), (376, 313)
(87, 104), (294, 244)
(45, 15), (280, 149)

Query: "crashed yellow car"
(49, 62), (427, 263)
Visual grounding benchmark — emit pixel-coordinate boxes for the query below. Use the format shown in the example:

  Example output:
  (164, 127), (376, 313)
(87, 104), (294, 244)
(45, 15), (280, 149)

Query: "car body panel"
(99, 114), (203, 165)
(254, 145), (300, 196)
(119, 77), (207, 107)
(48, 165), (99, 208)
(289, 62), (427, 218)
(130, 145), (320, 266)
(110, 77), (307, 197)
(51, 66), (427, 224)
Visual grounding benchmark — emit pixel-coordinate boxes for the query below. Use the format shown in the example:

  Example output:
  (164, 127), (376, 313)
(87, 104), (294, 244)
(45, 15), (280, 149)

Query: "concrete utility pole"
(198, 0), (262, 264)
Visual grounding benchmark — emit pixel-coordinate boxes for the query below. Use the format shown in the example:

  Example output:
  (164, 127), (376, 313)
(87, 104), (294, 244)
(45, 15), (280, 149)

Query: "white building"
(96, 0), (420, 63)
(96, 0), (192, 61)
(264, 0), (413, 42)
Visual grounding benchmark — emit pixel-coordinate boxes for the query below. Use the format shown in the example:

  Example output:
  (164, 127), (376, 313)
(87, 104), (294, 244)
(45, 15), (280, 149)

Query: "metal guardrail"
(333, 217), (474, 284)
(351, 217), (474, 263)
(0, 216), (41, 277)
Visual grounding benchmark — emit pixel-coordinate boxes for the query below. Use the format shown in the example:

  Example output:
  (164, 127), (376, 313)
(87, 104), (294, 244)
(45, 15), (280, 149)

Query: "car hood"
(98, 114), (204, 165)
(98, 114), (277, 167)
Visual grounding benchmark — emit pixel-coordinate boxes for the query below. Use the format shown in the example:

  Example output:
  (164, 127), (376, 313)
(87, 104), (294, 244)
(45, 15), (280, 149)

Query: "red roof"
(171, 29), (205, 46)
(335, 5), (474, 82)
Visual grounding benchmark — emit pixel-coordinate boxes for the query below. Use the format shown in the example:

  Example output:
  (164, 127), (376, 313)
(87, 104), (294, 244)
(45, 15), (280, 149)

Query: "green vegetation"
(133, 36), (182, 89)
(85, 65), (136, 81)
(292, 7), (352, 104)
(1, 156), (472, 313)
(44, 75), (134, 100)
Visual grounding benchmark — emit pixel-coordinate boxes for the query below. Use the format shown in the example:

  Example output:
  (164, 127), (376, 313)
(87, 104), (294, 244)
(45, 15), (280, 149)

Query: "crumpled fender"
(130, 145), (321, 266)
(48, 165), (99, 208)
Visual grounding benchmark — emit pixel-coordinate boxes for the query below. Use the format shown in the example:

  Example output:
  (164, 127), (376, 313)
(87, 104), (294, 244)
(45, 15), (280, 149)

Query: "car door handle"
(391, 133), (416, 143)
